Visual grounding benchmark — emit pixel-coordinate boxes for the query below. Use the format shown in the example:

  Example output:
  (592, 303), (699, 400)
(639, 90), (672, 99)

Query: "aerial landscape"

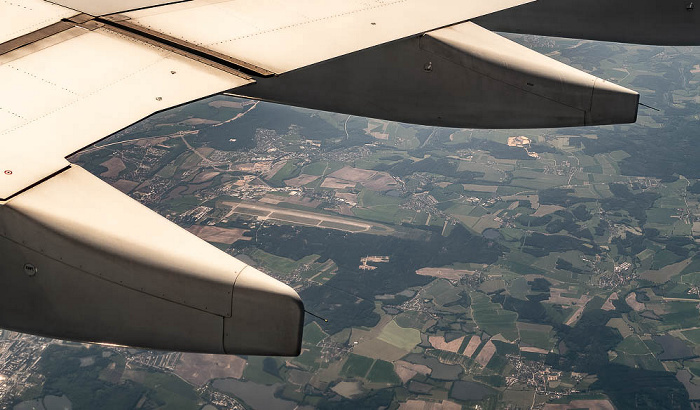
(5, 34), (700, 409)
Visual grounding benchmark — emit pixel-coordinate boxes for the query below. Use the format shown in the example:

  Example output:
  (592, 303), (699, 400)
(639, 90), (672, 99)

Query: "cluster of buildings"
(505, 353), (582, 398)
(614, 262), (633, 273)
(123, 350), (181, 372)
(199, 387), (247, 410)
(0, 332), (51, 407)
(543, 159), (580, 178)
(598, 260), (637, 289)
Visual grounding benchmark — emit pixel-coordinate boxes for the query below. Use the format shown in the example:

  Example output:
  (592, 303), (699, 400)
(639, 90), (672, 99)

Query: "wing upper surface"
(122, 0), (533, 73)
(47, 0), (192, 16)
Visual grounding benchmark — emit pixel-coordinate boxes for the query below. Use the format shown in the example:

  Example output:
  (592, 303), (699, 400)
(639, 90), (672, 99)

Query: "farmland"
(18, 36), (700, 410)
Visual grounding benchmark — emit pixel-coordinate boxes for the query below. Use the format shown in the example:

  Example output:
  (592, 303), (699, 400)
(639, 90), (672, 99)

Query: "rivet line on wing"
(209, 0), (408, 45)
(5, 64), (78, 95)
(0, 52), (168, 137)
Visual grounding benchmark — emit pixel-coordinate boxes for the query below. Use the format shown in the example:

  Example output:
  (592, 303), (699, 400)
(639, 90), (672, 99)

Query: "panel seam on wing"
(0, 107), (25, 119)
(1, 1), (33, 10)
(0, 33), (173, 136)
(205, 0), (409, 46)
(4, 63), (79, 95)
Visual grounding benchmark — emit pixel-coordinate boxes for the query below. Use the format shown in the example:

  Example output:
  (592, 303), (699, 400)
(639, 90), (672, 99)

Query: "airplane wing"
(0, 0), (638, 355)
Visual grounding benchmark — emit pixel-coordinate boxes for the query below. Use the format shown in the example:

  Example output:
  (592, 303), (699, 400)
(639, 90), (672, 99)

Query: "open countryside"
(5, 35), (700, 410)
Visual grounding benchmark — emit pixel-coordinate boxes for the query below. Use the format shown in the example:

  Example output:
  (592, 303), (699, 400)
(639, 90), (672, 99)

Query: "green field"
(358, 190), (403, 207)
(682, 328), (700, 344)
(377, 321), (421, 351)
(445, 204), (477, 217)
(500, 259), (547, 276)
(616, 335), (651, 355)
(659, 302), (700, 331)
(353, 206), (417, 225)
(341, 354), (374, 379)
(508, 277), (530, 299)
(424, 280), (463, 307)
(366, 360), (401, 384)
(267, 161), (301, 186)
(395, 311), (431, 329)
(304, 322), (329, 346)
(680, 256), (700, 281)
(470, 292), (518, 341)
(519, 329), (553, 350)
(612, 352), (664, 371)
(646, 208), (678, 225)
(139, 371), (199, 409)
(242, 356), (283, 385)
(650, 250), (683, 270)
(249, 249), (320, 275)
